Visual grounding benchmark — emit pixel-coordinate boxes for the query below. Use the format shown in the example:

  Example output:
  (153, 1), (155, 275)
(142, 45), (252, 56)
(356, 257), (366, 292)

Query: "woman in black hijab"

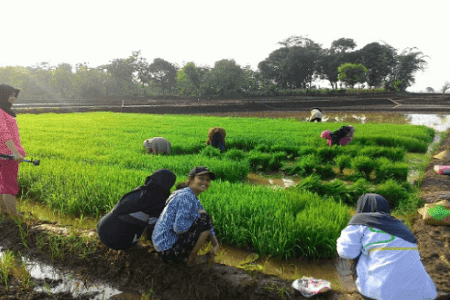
(0, 84), (26, 217)
(336, 193), (436, 300)
(97, 169), (176, 250)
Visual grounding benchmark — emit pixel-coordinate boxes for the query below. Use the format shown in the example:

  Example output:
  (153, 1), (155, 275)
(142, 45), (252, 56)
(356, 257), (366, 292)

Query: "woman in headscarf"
(143, 137), (171, 155)
(0, 84), (26, 217)
(336, 193), (437, 300)
(97, 169), (176, 250)
(321, 125), (355, 146)
(309, 107), (323, 122)
(207, 127), (226, 151)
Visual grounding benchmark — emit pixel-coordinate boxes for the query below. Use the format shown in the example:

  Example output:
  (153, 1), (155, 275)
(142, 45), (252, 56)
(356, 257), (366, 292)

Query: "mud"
(2, 93), (450, 299)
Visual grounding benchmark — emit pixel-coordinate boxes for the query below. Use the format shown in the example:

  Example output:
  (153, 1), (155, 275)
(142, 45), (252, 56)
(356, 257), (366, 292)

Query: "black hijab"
(113, 169), (177, 218)
(347, 193), (417, 244)
(0, 84), (19, 117)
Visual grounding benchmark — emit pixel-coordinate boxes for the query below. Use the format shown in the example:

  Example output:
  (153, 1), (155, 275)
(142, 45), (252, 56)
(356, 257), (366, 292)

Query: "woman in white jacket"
(337, 193), (437, 300)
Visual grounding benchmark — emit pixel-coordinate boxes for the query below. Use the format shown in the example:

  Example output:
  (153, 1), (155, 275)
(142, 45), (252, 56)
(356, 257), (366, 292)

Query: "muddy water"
(0, 246), (123, 299)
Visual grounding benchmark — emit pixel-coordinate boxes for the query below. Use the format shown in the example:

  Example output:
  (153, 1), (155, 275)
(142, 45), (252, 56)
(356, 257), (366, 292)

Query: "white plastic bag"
(292, 276), (331, 298)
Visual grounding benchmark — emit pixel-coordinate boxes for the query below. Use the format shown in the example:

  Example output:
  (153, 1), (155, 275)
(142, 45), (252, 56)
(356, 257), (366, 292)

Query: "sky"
(1, 0), (448, 92)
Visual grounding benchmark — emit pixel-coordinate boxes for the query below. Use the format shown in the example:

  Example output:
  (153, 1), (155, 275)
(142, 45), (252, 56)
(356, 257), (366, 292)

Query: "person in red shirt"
(0, 84), (26, 217)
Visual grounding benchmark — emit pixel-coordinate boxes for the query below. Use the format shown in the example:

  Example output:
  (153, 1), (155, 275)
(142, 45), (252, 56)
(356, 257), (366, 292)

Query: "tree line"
(0, 36), (428, 100)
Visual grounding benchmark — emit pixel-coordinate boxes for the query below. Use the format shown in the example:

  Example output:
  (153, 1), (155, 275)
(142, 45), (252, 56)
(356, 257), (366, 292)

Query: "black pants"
(158, 214), (213, 264)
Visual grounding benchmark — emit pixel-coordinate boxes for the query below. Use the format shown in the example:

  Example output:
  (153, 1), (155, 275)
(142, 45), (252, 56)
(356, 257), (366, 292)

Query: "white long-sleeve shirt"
(337, 225), (437, 300)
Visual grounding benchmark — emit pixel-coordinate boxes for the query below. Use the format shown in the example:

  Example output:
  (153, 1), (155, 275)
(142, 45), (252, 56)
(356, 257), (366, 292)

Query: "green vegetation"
(17, 112), (435, 259)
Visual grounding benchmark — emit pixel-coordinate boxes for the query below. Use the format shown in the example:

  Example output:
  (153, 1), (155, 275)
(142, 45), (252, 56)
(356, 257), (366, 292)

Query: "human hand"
(12, 154), (24, 163)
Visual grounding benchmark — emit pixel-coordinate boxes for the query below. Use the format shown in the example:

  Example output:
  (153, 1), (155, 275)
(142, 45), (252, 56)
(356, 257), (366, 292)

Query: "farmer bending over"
(97, 169), (176, 250)
(207, 127), (226, 151)
(321, 125), (354, 146)
(309, 107), (323, 122)
(143, 137), (171, 155)
(0, 84), (26, 217)
(152, 166), (219, 266)
(337, 193), (437, 300)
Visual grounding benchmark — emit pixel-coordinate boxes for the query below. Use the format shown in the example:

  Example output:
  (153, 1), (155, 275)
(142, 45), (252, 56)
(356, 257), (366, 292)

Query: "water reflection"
(406, 114), (450, 132)
(0, 248), (122, 299)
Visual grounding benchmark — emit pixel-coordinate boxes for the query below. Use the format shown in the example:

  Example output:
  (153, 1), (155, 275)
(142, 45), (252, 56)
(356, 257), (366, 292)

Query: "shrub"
(373, 179), (410, 209)
(351, 156), (377, 179)
(224, 149), (246, 161)
(335, 155), (352, 173)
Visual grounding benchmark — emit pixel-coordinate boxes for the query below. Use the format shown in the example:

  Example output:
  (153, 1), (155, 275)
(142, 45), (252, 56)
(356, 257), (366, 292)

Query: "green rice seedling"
(224, 149), (246, 161)
(0, 250), (14, 289)
(315, 164), (336, 180)
(292, 154), (320, 177)
(351, 156), (377, 180)
(373, 179), (410, 209)
(268, 152), (287, 170)
(297, 146), (317, 157)
(248, 151), (271, 171)
(376, 161), (409, 182)
(200, 145), (222, 158)
(334, 155), (352, 173)
(255, 144), (271, 153)
(359, 146), (406, 161)
(340, 145), (360, 157)
(271, 143), (299, 159)
(296, 174), (324, 196)
(316, 146), (343, 162)
(347, 178), (372, 205)
(321, 179), (351, 203)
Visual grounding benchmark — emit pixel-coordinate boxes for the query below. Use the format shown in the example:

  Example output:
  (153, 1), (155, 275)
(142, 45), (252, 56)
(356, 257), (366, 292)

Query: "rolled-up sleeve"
(336, 225), (365, 259)
(0, 110), (13, 143)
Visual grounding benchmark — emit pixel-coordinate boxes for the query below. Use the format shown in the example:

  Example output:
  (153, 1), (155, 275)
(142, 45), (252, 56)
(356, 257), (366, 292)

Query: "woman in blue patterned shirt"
(152, 166), (219, 266)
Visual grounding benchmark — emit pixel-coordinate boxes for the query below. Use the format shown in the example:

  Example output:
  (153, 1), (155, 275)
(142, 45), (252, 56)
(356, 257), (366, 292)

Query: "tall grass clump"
(335, 155), (352, 173)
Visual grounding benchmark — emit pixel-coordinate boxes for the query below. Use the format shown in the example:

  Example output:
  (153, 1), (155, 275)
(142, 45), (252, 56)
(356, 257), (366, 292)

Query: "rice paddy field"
(16, 112), (436, 260)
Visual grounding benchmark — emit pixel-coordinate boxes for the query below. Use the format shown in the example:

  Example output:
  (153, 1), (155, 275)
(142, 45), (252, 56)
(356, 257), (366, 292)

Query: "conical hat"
(433, 150), (450, 160)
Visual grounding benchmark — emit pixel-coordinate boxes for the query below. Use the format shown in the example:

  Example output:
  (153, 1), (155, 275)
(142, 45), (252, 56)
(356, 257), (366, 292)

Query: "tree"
(148, 58), (178, 95)
(359, 42), (395, 88)
(441, 82), (450, 94)
(338, 63), (368, 88)
(176, 62), (208, 97)
(74, 63), (108, 99)
(202, 59), (245, 97)
(385, 47), (428, 91)
(98, 54), (138, 96)
(319, 38), (358, 89)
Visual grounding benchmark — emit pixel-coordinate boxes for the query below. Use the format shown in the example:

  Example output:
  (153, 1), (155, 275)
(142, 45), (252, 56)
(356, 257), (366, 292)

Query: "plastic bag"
(291, 276), (331, 298)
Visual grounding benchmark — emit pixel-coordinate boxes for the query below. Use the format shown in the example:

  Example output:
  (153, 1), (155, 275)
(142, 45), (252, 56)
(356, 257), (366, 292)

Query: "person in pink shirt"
(0, 84), (26, 217)
(321, 125), (355, 146)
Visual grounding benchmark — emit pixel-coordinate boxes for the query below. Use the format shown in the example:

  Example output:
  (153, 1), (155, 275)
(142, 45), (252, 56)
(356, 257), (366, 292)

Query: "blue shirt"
(152, 187), (215, 252)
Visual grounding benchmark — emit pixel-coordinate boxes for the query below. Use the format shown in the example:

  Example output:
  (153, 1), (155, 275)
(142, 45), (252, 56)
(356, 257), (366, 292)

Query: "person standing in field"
(309, 107), (323, 122)
(143, 137), (171, 155)
(337, 193), (437, 300)
(97, 169), (176, 250)
(152, 166), (219, 266)
(0, 84), (26, 217)
(207, 127), (226, 151)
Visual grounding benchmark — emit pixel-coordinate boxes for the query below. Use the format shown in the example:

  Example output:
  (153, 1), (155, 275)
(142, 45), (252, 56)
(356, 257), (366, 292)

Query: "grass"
(14, 112), (436, 259)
